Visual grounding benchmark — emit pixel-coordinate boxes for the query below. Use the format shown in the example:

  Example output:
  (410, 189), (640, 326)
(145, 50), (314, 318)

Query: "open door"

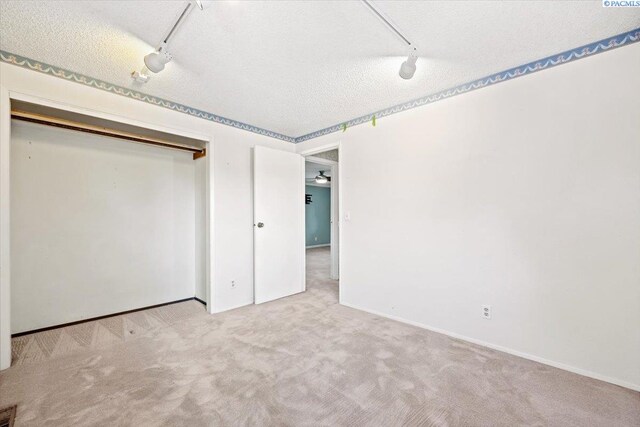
(329, 163), (339, 280)
(254, 146), (305, 304)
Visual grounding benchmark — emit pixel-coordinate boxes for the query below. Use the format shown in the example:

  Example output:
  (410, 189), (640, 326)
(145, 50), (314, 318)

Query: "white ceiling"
(1, 1), (638, 139)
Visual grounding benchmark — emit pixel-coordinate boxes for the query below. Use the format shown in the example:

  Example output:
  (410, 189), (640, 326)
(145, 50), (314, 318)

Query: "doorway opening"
(304, 148), (339, 298)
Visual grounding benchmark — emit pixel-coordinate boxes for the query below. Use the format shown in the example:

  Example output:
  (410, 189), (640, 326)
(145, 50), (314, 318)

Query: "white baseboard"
(306, 244), (330, 249)
(339, 301), (639, 392)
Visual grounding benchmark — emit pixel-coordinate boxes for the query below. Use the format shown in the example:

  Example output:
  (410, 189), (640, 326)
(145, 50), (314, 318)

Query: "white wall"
(0, 62), (295, 318)
(297, 43), (640, 390)
(10, 120), (197, 333)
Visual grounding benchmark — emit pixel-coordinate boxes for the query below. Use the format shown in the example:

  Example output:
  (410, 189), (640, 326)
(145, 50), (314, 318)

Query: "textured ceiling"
(1, 1), (639, 139)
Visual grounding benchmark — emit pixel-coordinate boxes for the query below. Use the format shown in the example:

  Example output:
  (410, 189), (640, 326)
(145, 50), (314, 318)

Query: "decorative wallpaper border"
(1, 27), (639, 144)
(295, 27), (640, 143)
(0, 50), (297, 143)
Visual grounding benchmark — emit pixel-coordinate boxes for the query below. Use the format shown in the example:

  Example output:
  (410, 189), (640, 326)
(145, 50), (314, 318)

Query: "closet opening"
(0, 97), (212, 368)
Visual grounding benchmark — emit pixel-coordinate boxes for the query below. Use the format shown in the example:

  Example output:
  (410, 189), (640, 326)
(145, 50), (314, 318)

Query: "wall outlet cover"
(482, 305), (491, 319)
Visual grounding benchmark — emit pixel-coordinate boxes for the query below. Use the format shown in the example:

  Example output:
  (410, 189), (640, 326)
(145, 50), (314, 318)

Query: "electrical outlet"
(482, 305), (491, 319)
(231, 280), (236, 288)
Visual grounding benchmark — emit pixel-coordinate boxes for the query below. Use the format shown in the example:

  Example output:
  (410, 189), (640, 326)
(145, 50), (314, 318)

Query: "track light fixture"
(132, 1), (207, 83)
(144, 42), (172, 73)
(361, 0), (418, 80)
(399, 46), (418, 80)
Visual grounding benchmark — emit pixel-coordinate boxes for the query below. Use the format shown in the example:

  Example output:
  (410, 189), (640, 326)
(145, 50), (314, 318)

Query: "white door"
(329, 164), (339, 280)
(254, 146), (305, 304)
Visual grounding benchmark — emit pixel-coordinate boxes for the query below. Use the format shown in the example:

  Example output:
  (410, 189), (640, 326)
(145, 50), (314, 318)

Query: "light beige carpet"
(11, 300), (205, 366)
(1, 247), (638, 426)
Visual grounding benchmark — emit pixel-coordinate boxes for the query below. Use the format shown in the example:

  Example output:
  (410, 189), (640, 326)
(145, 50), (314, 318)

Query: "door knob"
(257, 222), (265, 228)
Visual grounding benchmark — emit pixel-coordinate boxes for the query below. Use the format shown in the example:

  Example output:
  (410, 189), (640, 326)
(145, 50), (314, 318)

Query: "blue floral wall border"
(1, 27), (639, 144)
(295, 27), (640, 143)
(0, 50), (297, 143)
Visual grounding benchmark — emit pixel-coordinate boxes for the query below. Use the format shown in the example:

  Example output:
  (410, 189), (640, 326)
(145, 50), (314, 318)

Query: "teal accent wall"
(305, 185), (331, 247)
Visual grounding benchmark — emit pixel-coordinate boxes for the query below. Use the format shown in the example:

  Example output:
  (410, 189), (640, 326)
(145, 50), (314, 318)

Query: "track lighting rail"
(361, 0), (419, 79)
(361, 0), (413, 47)
(163, 2), (194, 45)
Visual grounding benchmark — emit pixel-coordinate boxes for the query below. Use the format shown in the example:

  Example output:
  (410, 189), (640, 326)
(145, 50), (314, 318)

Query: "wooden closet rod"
(11, 110), (206, 160)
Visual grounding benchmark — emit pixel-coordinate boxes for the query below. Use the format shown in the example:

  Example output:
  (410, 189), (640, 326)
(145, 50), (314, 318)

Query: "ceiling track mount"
(361, 0), (413, 47)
